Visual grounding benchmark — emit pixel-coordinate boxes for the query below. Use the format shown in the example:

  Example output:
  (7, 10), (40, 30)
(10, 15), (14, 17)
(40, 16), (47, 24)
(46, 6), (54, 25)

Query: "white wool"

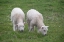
(11, 8), (25, 21)
(27, 9), (44, 28)
(27, 9), (43, 20)
(11, 7), (25, 31)
(27, 9), (48, 35)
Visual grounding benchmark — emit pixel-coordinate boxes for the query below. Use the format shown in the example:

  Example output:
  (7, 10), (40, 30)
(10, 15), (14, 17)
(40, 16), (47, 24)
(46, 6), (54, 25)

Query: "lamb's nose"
(44, 34), (47, 36)
(21, 30), (24, 32)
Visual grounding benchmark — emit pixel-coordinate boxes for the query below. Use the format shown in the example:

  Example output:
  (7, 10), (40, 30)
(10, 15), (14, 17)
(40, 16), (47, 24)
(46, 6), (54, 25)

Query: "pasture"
(0, 0), (64, 42)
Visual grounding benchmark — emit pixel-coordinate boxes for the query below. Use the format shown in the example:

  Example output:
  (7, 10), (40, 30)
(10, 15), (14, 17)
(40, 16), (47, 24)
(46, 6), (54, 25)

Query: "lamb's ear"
(46, 26), (49, 27)
(41, 26), (49, 28)
(42, 26), (45, 27)
(24, 22), (25, 24)
(24, 22), (27, 24)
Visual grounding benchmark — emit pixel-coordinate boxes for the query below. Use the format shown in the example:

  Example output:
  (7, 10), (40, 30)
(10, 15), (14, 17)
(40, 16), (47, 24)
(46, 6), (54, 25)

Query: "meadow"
(0, 0), (64, 42)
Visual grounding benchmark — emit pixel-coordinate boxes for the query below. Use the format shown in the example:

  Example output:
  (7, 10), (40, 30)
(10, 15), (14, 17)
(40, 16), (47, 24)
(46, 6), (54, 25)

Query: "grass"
(0, 0), (64, 42)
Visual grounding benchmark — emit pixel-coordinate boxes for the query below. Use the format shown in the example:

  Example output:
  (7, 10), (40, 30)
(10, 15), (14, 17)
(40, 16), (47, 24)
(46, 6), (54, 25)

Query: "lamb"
(11, 8), (25, 32)
(27, 9), (49, 35)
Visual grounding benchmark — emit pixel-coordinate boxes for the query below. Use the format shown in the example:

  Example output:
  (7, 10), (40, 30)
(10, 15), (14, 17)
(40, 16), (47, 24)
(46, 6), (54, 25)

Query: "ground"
(0, 0), (64, 42)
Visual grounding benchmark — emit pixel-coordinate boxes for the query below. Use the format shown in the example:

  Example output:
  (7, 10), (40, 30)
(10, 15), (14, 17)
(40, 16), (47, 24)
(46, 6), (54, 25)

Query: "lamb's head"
(17, 23), (24, 32)
(39, 26), (49, 35)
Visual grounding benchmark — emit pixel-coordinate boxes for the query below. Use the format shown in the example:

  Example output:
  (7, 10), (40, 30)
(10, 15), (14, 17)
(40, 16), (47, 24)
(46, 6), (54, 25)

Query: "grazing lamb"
(11, 8), (25, 32)
(27, 9), (49, 35)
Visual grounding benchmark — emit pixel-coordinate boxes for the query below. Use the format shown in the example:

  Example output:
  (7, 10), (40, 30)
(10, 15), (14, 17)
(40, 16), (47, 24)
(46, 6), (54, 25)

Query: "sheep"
(11, 8), (25, 32)
(27, 9), (49, 35)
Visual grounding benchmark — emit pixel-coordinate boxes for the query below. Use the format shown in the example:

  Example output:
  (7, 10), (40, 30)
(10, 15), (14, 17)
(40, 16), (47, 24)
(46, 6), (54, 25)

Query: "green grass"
(0, 0), (64, 42)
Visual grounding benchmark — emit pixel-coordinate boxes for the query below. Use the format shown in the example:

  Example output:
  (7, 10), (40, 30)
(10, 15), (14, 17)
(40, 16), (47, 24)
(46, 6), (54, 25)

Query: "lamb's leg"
(27, 19), (30, 31)
(29, 21), (34, 32)
(29, 25), (33, 32)
(12, 21), (16, 31)
(15, 24), (18, 31)
(30, 25), (34, 31)
(13, 23), (16, 31)
(37, 29), (40, 33)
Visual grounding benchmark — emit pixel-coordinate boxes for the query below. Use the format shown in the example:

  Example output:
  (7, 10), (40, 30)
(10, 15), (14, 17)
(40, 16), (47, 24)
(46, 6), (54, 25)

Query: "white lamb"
(11, 8), (25, 32)
(27, 9), (49, 35)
